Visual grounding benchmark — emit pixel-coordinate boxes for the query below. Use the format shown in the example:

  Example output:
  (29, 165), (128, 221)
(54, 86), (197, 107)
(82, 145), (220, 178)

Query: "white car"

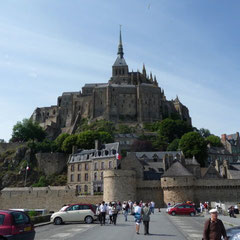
(51, 204), (97, 225)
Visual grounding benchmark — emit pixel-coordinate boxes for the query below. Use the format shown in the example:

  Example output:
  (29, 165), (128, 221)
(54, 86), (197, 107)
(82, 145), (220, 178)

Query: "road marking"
(188, 233), (202, 238)
(50, 233), (72, 238)
(68, 228), (84, 232)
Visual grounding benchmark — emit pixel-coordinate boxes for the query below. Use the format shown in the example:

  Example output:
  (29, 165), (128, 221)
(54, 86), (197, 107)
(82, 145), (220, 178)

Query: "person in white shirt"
(134, 202), (142, 234)
(99, 201), (107, 226)
(107, 203), (113, 224)
(150, 201), (155, 214)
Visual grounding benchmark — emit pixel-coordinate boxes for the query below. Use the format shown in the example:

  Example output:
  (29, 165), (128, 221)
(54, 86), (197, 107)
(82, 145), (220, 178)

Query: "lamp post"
(24, 165), (30, 187)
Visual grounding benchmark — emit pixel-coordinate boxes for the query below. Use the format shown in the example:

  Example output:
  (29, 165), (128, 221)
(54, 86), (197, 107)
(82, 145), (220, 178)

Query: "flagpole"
(24, 165), (28, 187)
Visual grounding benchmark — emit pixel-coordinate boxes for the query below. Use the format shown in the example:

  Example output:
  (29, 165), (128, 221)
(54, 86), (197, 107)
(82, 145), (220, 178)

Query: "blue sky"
(0, 0), (239, 141)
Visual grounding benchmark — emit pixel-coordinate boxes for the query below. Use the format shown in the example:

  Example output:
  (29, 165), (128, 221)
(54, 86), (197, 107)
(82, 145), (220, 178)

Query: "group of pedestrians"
(96, 201), (119, 226)
(95, 200), (155, 235)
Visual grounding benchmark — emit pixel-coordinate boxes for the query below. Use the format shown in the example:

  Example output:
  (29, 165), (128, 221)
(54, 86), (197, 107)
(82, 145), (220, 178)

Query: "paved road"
(35, 210), (240, 240)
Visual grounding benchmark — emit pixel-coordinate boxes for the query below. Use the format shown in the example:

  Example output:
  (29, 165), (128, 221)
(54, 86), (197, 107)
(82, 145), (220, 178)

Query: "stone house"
(67, 142), (119, 195)
(221, 132), (240, 162)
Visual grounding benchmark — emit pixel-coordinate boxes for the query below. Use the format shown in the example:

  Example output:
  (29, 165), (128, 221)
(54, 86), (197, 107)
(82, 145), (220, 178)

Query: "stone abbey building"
(31, 30), (191, 138)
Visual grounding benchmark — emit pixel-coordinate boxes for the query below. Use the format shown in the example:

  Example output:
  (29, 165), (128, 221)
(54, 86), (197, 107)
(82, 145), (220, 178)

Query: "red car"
(168, 203), (196, 216)
(0, 210), (35, 240)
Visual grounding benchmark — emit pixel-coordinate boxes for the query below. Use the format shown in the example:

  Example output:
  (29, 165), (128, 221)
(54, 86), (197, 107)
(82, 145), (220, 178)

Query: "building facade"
(67, 142), (119, 195)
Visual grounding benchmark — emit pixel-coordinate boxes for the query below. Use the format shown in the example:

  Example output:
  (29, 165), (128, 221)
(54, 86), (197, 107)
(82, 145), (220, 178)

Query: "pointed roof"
(117, 25), (124, 58)
(163, 161), (193, 177)
(201, 164), (222, 179)
(113, 26), (128, 67)
(185, 156), (200, 166)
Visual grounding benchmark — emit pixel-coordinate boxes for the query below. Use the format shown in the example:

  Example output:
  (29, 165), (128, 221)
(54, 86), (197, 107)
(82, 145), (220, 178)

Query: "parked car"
(51, 204), (97, 225)
(224, 226), (240, 240)
(0, 210), (35, 240)
(168, 203), (196, 216)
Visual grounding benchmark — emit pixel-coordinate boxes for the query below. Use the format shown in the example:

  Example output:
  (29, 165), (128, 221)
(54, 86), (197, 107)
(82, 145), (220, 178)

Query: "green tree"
(77, 131), (98, 149)
(179, 132), (207, 167)
(62, 135), (78, 153)
(97, 131), (114, 144)
(118, 124), (133, 134)
(158, 118), (192, 143)
(11, 118), (46, 142)
(198, 128), (211, 138)
(167, 139), (180, 151)
(206, 135), (223, 147)
(54, 133), (70, 152)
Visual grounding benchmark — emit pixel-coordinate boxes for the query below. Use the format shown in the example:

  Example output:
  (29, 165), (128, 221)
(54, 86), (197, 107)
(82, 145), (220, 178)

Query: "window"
(12, 212), (30, 224)
(94, 162), (98, 170)
(85, 173), (88, 181)
(77, 174), (81, 182)
(100, 172), (103, 180)
(70, 174), (74, 182)
(81, 205), (91, 210)
(84, 185), (88, 193)
(78, 164), (82, 171)
(71, 165), (74, 172)
(0, 214), (5, 225)
(94, 172), (97, 181)
(77, 185), (81, 193)
(67, 204), (80, 211)
(109, 161), (113, 169)
(101, 162), (105, 170)
(85, 163), (89, 171)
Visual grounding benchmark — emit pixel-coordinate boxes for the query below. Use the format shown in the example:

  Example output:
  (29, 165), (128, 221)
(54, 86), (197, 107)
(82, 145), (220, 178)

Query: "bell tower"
(111, 26), (129, 83)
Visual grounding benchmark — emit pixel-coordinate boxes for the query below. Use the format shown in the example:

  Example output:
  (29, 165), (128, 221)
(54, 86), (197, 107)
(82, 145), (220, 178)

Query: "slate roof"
(162, 161), (193, 177)
(68, 142), (119, 163)
(208, 147), (231, 155)
(231, 164), (240, 171)
(135, 151), (182, 160)
(113, 56), (127, 66)
(185, 157), (200, 166)
(228, 170), (240, 179)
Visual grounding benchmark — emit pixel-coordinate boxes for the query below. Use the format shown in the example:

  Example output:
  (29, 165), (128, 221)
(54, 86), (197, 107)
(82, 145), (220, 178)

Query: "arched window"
(84, 185), (88, 193)
(100, 172), (104, 180)
(94, 172), (97, 181)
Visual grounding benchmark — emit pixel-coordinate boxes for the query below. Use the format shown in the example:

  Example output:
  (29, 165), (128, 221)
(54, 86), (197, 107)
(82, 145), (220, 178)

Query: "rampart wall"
(0, 186), (102, 212)
(162, 177), (240, 205)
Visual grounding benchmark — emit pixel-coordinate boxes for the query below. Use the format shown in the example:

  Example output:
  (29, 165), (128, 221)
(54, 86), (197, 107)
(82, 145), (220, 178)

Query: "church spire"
(117, 25), (124, 58)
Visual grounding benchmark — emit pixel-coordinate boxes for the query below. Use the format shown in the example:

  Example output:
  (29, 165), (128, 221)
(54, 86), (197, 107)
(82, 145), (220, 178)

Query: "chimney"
(221, 134), (227, 142)
(95, 140), (99, 150)
(72, 145), (77, 154)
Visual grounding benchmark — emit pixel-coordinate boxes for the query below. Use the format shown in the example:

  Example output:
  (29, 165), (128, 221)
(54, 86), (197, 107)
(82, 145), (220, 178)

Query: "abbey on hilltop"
(31, 29), (191, 138)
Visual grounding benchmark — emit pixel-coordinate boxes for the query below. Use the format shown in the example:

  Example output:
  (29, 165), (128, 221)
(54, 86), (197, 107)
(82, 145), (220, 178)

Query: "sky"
(0, 0), (239, 141)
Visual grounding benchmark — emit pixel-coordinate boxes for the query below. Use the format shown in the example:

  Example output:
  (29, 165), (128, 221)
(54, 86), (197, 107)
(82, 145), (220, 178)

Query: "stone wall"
(162, 177), (240, 205)
(136, 180), (163, 207)
(0, 186), (102, 212)
(35, 152), (69, 176)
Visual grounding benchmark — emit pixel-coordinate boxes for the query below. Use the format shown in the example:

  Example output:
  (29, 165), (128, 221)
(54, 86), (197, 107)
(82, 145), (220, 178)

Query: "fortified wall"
(161, 176), (240, 205)
(0, 186), (102, 212)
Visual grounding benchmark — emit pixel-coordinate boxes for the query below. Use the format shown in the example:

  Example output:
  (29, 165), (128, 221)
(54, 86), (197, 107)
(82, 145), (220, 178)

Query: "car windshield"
(0, 214), (5, 225)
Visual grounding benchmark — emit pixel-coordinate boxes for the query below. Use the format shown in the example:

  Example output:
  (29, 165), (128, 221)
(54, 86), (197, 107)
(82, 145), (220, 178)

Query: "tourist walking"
(122, 201), (129, 221)
(112, 203), (118, 225)
(108, 203), (113, 224)
(141, 203), (151, 235)
(134, 202), (142, 234)
(202, 209), (227, 240)
(150, 201), (155, 214)
(99, 201), (107, 226)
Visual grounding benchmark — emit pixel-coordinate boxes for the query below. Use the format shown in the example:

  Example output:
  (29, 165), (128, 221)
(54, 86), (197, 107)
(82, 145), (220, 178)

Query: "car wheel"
(171, 211), (176, 216)
(54, 217), (63, 225)
(84, 216), (93, 224)
(190, 212), (195, 217)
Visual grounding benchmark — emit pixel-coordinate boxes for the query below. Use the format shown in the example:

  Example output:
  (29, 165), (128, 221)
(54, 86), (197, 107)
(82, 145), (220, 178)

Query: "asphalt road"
(35, 210), (238, 240)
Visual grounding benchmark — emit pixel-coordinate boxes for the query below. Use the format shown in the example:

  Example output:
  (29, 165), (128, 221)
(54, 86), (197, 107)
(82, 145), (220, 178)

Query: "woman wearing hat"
(202, 208), (227, 240)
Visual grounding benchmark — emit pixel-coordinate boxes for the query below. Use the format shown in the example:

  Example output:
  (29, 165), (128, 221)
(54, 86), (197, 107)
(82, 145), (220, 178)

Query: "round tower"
(103, 170), (136, 202)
